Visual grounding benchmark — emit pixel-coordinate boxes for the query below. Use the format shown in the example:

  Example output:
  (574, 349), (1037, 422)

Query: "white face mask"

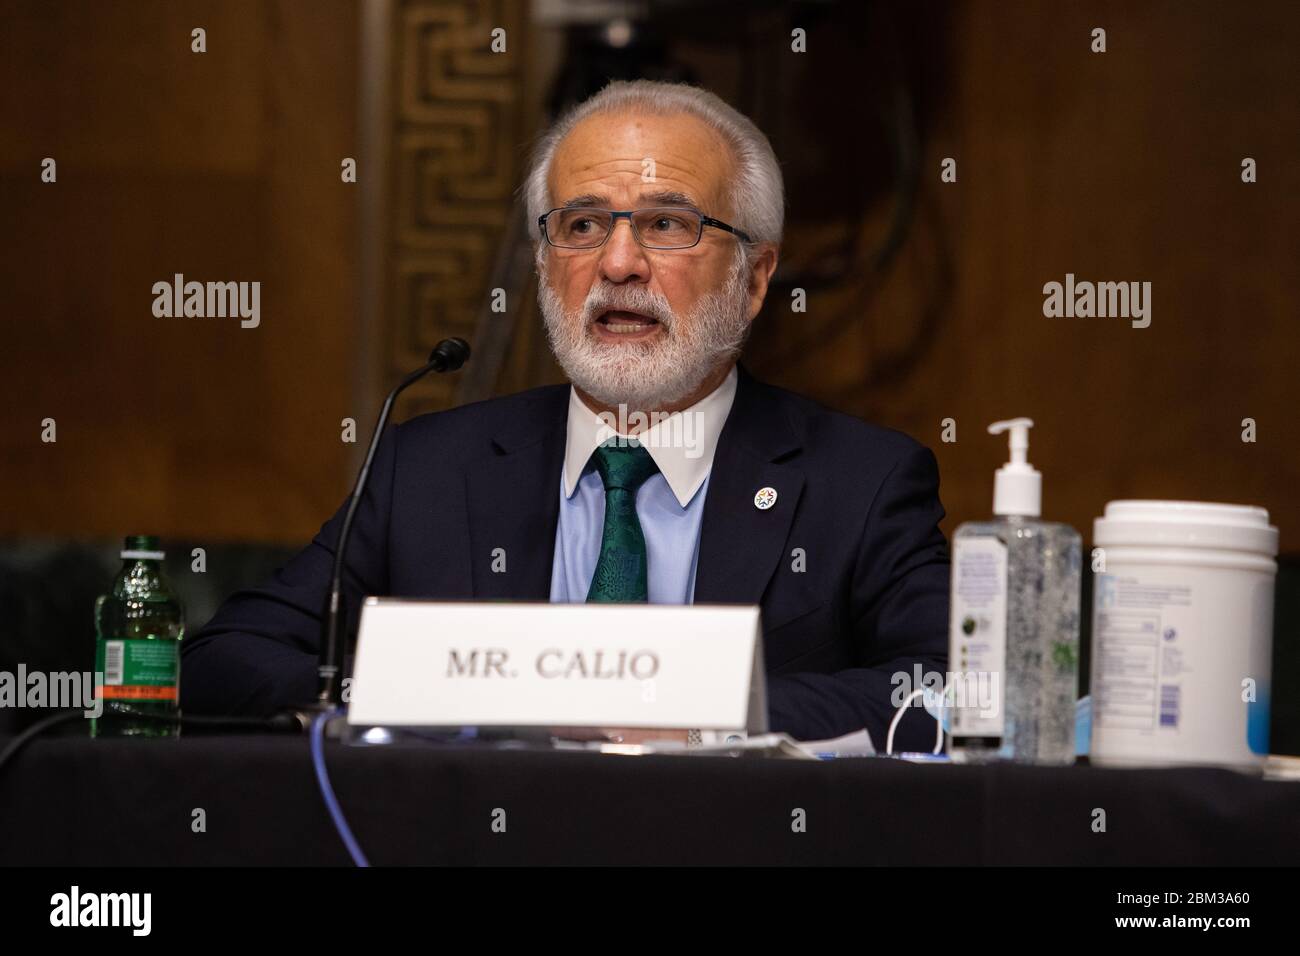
(885, 684), (950, 756)
(887, 683), (1090, 758)
(537, 247), (753, 410)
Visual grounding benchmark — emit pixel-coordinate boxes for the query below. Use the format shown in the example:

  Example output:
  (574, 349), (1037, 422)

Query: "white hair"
(520, 79), (784, 264)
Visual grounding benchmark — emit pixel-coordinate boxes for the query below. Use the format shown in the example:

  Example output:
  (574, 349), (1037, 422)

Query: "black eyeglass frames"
(538, 206), (754, 250)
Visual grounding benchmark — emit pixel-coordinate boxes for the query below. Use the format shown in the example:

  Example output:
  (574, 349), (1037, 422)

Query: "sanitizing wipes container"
(1090, 501), (1277, 770)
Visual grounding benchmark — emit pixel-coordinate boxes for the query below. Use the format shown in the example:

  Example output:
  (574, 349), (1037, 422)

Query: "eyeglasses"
(538, 206), (754, 250)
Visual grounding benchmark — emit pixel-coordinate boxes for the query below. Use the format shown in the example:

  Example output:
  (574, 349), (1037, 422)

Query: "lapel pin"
(754, 487), (778, 510)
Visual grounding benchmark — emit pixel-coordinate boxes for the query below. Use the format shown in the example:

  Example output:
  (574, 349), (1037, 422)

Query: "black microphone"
(311, 337), (470, 713)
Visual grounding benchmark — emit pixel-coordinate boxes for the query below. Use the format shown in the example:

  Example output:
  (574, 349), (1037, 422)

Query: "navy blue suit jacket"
(182, 365), (951, 747)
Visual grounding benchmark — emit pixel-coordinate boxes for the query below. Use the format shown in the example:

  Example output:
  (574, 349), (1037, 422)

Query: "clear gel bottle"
(947, 419), (1081, 764)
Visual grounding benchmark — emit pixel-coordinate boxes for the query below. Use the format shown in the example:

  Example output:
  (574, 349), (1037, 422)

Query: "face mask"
(890, 683), (1090, 759)
(1074, 695), (1091, 757)
(885, 684), (948, 756)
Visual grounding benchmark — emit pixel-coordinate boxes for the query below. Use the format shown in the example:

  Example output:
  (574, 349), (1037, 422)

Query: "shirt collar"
(562, 365), (738, 508)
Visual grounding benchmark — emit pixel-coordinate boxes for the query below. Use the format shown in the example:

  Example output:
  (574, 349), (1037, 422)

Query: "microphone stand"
(282, 337), (470, 731)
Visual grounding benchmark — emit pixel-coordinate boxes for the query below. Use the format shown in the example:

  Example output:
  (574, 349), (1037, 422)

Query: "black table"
(1, 734), (1296, 865)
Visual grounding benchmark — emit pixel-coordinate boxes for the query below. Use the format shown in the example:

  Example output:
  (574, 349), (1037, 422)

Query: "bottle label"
(1093, 568), (1269, 763)
(949, 537), (1008, 737)
(95, 638), (179, 701)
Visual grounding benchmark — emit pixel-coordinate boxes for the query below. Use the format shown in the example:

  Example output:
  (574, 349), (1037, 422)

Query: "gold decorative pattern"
(386, 0), (530, 417)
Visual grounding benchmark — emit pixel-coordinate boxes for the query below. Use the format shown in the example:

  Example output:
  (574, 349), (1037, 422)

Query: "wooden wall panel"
(2, 0), (1295, 553)
(1, 0), (359, 543)
(737, 0), (1299, 546)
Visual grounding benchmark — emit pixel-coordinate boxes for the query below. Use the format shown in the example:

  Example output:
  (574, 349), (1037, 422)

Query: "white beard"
(537, 249), (753, 410)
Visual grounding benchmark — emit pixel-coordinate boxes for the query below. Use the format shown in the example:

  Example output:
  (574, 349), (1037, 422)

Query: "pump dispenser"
(947, 418), (1081, 765)
(988, 418), (1041, 517)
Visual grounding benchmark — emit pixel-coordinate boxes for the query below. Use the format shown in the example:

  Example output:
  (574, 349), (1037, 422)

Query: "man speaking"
(181, 79), (951, 747)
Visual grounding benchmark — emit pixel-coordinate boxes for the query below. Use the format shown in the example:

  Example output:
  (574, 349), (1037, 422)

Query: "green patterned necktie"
(586, 439), (661, 603)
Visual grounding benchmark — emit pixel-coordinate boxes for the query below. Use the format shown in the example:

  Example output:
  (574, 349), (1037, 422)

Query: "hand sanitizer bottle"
(947, 419), (1081, 764)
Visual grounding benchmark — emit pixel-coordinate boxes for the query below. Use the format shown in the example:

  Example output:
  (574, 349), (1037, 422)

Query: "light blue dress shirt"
(548, 367), (738, 604)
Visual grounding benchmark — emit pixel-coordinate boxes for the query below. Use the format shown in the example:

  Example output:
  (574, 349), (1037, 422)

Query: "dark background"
(2, 0), (1296, 748)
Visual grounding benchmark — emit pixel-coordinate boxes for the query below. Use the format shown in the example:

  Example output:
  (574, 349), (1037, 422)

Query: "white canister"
(1090, 500), (1277, 770)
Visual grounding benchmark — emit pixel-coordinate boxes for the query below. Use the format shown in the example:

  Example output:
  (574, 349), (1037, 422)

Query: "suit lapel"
(464, 388), (568, 600)
(693, 365), (805, 605)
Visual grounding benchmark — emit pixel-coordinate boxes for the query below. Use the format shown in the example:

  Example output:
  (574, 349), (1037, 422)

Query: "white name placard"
(346, 600), (767, 734)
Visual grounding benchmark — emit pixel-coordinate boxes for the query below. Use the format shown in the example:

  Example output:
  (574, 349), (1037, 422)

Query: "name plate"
(347, 600), (767, 734)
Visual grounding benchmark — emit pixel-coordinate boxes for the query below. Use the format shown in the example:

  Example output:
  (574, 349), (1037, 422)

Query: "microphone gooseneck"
(314, 337), (470, 710)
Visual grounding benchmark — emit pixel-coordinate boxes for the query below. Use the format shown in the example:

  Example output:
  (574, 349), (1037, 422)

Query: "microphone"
(310, 337), (470, 715)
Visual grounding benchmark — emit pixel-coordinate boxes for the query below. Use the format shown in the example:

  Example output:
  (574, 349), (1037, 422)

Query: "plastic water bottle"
(92, 536), (185, 738)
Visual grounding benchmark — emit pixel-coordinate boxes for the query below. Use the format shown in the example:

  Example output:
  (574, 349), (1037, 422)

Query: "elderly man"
(182, 79), (950, 748)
